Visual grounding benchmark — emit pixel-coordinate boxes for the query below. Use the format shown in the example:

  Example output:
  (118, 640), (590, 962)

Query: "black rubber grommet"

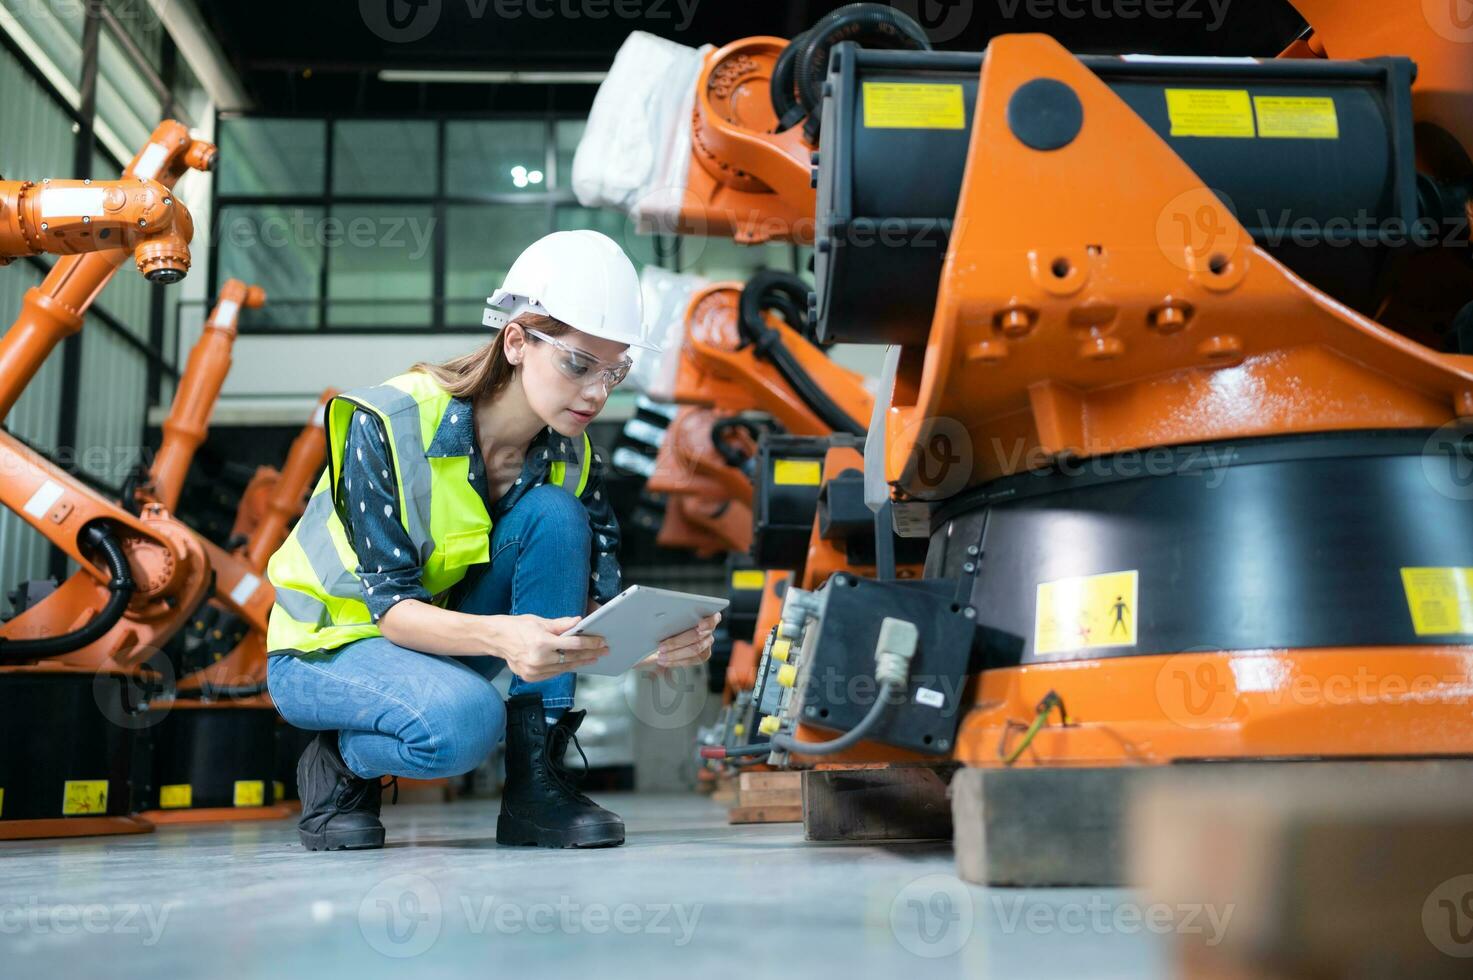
(1007, 78), (1084, 151)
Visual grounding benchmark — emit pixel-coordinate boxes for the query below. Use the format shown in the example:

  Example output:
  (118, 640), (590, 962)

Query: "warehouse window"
(333, 120), (437, 197)
(212, 111), (809, 334)
(214, 112), (664, 334)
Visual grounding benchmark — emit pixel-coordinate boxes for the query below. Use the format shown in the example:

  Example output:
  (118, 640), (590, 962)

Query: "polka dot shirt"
(340, 401), (622, 622)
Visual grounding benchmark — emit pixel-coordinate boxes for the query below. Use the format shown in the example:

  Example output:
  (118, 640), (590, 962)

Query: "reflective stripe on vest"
(266, 372), (592, 654)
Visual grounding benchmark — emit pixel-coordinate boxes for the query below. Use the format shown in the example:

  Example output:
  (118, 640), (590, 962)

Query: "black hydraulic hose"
(0, 523), (136, 663)
(770, 29), (810, 132)
(711, 417), (763, 469)
(739, 272), (865, 436)
(794, 4), (932, 140)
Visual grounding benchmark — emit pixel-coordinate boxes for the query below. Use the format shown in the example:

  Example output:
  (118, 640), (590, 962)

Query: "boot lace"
(547, 723), (594, 804)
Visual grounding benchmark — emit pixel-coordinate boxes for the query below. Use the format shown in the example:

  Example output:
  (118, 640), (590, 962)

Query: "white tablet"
(563, 585), (729, 677)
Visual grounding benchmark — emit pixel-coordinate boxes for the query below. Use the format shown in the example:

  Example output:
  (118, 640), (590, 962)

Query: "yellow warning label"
(1401, 567), (1473, 636)
(62, 780), (108, 816)
(731, 570), (767, 590)
(233, 780), (265, 807)
(863, 82), (966, 130)
(274, 781), (285, 803)
(1034, 570), (1139, 657)
(159, 784), (192, 809)
(773, 459), (822, 486)
(1254, 96), (1339, 139)
(1165, 89), (1255, 138)
(0, 788), (5, 818)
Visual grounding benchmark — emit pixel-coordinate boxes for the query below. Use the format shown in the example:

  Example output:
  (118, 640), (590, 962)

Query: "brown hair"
(412, 313), (572, 403)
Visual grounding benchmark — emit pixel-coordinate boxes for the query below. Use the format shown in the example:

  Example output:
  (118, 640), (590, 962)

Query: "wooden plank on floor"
(803, 766), (954, 842)
(1130, 760), (1473, 980)
(739, 771), (802, 793)
(952, 766), (1142, 886)
(728, 804), (803, 824)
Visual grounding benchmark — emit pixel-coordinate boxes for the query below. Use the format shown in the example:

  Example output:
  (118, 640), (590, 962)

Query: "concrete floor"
(0, 793), (1165, 978)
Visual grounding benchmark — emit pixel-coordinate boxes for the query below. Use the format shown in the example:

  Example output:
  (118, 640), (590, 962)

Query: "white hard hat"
(483, 230), (655, 350)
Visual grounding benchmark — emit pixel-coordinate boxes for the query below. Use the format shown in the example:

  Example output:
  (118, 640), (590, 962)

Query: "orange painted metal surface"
(178, 393), (333, 693)
(0, 815), (153, 840)
(0, 123), (216, 672)
(957, 648), (1473, 767)
(0, 121), (214, 422)
(0, 176), (194, 278)
(882, 35), (1473, 499)
(725, 570), (790, 694)
(669, 37), (814, 245)
(677, 283), (872, 435)
(148, 279), (265, 513)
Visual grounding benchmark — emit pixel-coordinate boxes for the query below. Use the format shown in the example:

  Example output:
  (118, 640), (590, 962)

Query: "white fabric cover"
(572, 31), (710, 228)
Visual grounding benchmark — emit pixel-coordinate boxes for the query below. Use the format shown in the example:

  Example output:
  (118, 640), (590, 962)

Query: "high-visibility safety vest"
(265, 371), (591, 655)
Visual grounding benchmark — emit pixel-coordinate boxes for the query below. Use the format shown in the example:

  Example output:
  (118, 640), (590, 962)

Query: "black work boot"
(497, 694), (625, 848)
(296, 731), (386, 851)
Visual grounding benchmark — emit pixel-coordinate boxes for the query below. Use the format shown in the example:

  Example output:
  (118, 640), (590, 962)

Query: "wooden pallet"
(728, 770), (802, 824)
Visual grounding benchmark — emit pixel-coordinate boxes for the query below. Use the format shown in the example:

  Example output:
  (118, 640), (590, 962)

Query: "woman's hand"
(489, 614), (608, 683)
(638, 612), (721, 674)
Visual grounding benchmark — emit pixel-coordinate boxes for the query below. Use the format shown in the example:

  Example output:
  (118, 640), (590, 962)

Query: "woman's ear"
(502, 323), (527, 366)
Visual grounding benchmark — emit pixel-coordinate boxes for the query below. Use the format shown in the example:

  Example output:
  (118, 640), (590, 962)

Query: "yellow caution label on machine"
(863, 82), (966, 130)
(233, 780), (266, 807)
(731, 570), (767, 590)
(1165, 89), (1255, 138)
(773, 459), (822, 486)
(159, 784), (193, 809)
(1034, 570), (1139, 657)
(1254, 96), (1339, 139)
(1401, 567), (1473, 636)
(274, 781), (286, 803)
(62, 780), (108, 815)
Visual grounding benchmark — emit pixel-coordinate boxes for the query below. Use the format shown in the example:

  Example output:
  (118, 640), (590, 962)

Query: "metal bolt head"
(966, 545), (980, 556)
(963, 607), (977, 619)
(40, 222), (48, 231)
(82, 216), (90, 224)
(163, 198), (171, 206)
(138, 218), (147, 226)
(83, 178), (91, 184)
(805, 706), (819, 716)
(962, 562), (976, 574)
(937, 739), (950, 750)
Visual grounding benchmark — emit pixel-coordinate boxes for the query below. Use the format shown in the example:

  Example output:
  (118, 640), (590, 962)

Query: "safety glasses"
(524, 327), (633, 391)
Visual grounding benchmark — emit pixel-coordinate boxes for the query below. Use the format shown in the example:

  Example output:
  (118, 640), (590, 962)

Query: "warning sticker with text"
(863, 82), (967, 130)
(1034, 570), (1140, 657)
(62, 780), (108, 816)
(1254, 96), (1339, 139)
(1401, 567), (1473, 636)
(1165, 89), (1256, 138)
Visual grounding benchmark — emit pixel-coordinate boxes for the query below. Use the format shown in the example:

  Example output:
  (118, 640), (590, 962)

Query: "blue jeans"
(267, 484), (590, 779)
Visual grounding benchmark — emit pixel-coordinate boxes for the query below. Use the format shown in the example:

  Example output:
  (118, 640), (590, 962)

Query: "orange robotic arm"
(176, 393), (335, 693)
(0, 177), (193, 282)
(146, 279), (267, 513)
(0, 123), (217, 669)
(242, 389), (335, 572)
(0, 120), (214, 423)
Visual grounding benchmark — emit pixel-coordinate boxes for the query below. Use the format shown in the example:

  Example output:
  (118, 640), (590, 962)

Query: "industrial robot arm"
(145, 279), (267, 513)
(0, 122), (218, 669)
(0, 177), (194, 283)
(0, 119), (215, 423)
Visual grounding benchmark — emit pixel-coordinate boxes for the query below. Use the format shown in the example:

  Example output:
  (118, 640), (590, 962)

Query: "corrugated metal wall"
(0, 43), (75, 592)
(0, 263), (66, 592)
